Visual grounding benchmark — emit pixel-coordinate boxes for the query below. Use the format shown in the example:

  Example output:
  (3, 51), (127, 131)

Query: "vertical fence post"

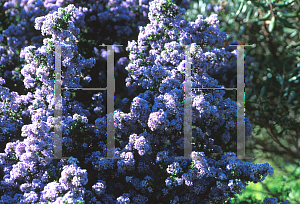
(97, 45), (122, 160)
(229, 44), (255, 160)
(51, 44), (70, 160)
(51, 44), (123, 160)
(176, 44), (193, 160)
(175, 43), (255, 160)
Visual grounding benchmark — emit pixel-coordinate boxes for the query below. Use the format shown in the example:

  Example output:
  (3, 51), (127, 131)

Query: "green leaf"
(278, 74), (283, 85)
(250, 11), (271, 22)
(246, 7), (253, 22)
(261, 99), (270, 103)
(286, 91), (296, 105)
(292, 103), (300, 111)
(288, 72), (300, 82)
(260, 86), (266, 98)
(283, 27), (298, 34)
(287, 41), (300, 48)
(250, 0), (268, 11)
(250, 19), (259, 23)
(263, 102), (268, 110)
(245, 88), (253, 100)
(278, 17), (295, 28)
(236, 0), (245, 16)
(268, 16), (275, 32)
(276, 0), (295, 7)
(259, 11), (271, 20)
(289, 52), (300, 56)
(281, 12), (298, 18)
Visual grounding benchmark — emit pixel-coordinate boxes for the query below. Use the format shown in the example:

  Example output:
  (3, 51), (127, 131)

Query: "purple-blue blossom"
(92, 180), (106, 196)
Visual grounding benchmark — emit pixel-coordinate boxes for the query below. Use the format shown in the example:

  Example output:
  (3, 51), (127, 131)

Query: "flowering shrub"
(0, 0), (289, 203)
(0, 0), (192, 148)
(0, 0), (191, 98)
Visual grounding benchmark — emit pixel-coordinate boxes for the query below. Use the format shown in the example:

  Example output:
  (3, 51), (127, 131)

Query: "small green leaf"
(286, 91), (296, 105)
(261, 99), (270, 103)
(245, 88), (253, 100)
(263, 102), (267, 110)
(236, 1), (244, 16)
(258, 11), (271, 20)
(250, 19), (259, 23)
(288, 72), (300, 82)
(289, 52), (300, 56)
(281, 12), (298, 18)
(278, 17), (295, 28)
(268, 16), (275, 32)
(246, 7), (253, 22)
(276, 0), (294, 7)
(287, 41), (300, 48)
(292, 104), (300, 111)
(283, 27), (298, 34)
(278, 74), (283, 85)
(250, 0), (268, 10)
(260, 86), (266, 98)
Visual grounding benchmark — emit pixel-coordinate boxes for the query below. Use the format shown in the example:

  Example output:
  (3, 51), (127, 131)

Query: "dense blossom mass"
(0, 0), (290, 203)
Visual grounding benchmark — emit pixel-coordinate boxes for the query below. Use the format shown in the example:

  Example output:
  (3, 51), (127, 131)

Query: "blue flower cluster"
(263, 197), (291, 204)
(0, 5), (96, 203)
(0, 0), (287, 203)
(0, 0), (192, 130)
(207, 39), (257, 88)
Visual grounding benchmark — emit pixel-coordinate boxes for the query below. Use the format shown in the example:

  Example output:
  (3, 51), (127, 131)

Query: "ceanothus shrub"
(85, 0), (274, 203)
(0, 1), (287, 204)
(0, 5), (94, 203)
(0, 0), (191, 104)
(0, 0), (192, 152)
